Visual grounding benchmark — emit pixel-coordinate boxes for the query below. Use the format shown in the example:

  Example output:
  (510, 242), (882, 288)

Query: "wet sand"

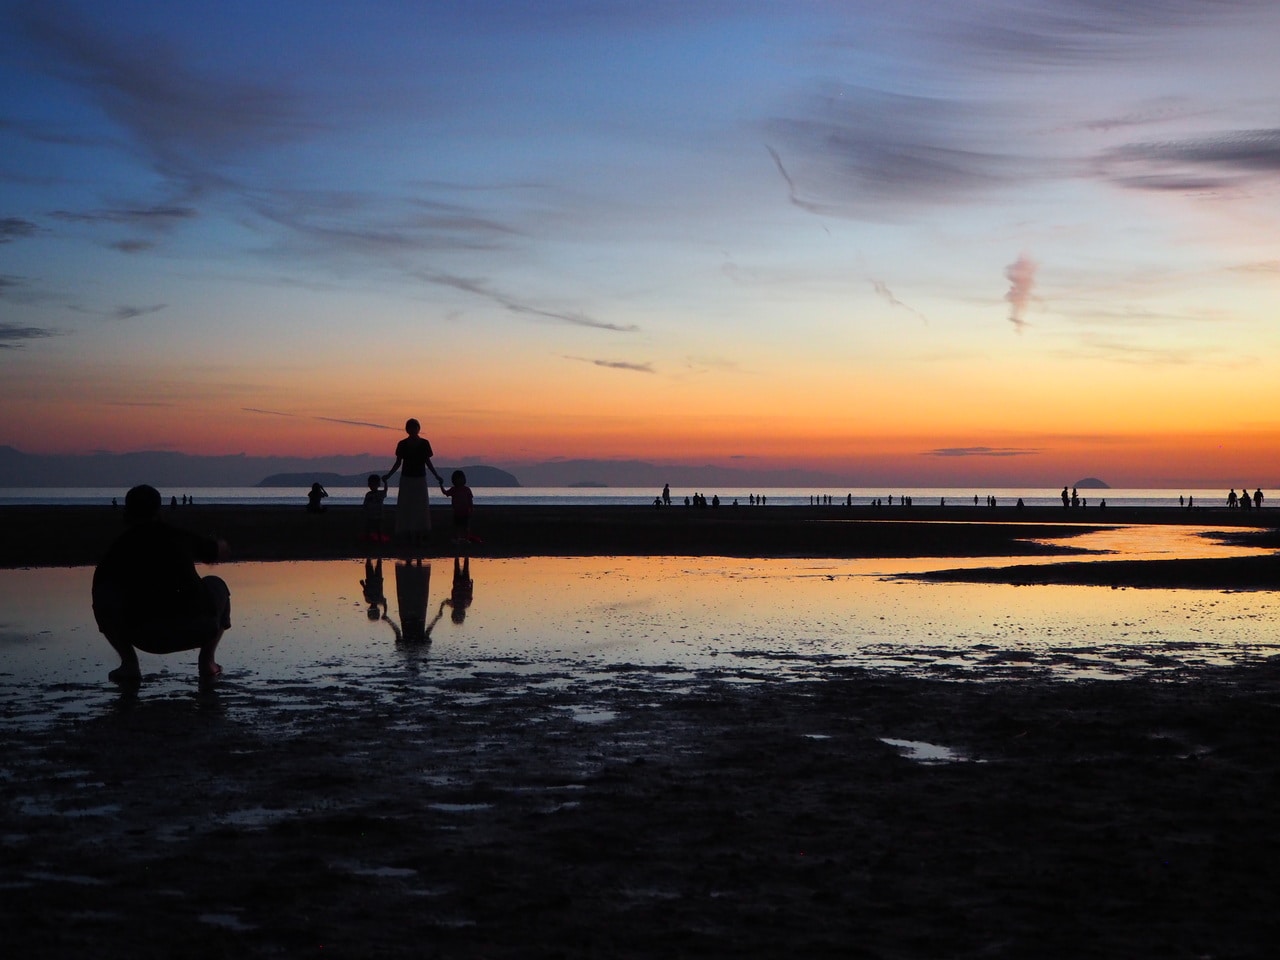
(4, 660), (1280, 958)
(3, 503), (1279, 957)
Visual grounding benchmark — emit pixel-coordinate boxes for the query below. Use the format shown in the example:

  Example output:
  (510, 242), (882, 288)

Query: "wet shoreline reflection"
(1, 525), (1277, 728)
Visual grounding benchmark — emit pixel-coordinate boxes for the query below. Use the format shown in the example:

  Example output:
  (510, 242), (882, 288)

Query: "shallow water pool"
(2, 524), (1277, 726)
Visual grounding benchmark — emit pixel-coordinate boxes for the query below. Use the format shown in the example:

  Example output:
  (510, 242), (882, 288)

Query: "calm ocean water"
(0, 485), (1260, 509)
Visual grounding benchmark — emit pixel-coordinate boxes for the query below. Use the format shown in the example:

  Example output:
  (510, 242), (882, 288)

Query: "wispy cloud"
(1061, 334), (1247, 368)
(952, 0), (1266, 68)
(0, 323), (58, 348)
(17, 10), (319, 200)
(0, 217), (39, 242)
(422, 270), (639, 333)
(768, 85), (1035, 216)
(926, 446), (1042, 458)
(242, 407), (298, 418)
(314, 416), (397, 431)
(1098, 128), (1280, 192)
(243, 408), (395, 431)
(565, 356), (654, 373)
(110, 239), (155, 253)
(1004, 254), (1038, 333)
(111, 304), (166, 321)
(51, 205), (198, 228)
(870, 279), (928, 325)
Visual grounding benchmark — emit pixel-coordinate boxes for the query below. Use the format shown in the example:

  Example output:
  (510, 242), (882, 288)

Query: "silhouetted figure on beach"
(662, 483), (671, 506)
(306, 482), (328, 513)
(1187, 495), (1194, 510)
(91, 484), (231, 685)
(1228, 489), (1238, 509)
(1255, 489), (1264, 509)
(1061, 487), (1069, 508)
(384, 418), (442, 549)
(441, 469), (479, 545)
(363, 474), (388, 541)
(1240, 487), (1252, 511)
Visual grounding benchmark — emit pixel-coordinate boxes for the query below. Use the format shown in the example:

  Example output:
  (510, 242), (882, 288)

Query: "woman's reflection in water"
(393, 558), (429, 643)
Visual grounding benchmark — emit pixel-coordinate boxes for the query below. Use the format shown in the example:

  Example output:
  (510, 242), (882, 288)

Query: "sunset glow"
(3, 2), (1279, 486)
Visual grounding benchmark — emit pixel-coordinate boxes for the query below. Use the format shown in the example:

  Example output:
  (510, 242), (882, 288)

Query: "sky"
(2, 0), (1279, 488)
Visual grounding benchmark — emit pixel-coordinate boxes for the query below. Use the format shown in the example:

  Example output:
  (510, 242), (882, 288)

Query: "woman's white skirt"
(395, 475), (431, 536)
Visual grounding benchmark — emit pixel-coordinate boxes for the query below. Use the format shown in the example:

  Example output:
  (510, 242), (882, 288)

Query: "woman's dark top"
(395, 436), (433, 478)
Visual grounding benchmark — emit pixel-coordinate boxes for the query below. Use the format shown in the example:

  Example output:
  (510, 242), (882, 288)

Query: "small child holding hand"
(439, 469), (479, 545)
(362, 473), (388, 541)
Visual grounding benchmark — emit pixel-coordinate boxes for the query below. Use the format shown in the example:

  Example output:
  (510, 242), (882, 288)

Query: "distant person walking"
(384, 418), (442, 549)
(1254, 488), (1264, 509)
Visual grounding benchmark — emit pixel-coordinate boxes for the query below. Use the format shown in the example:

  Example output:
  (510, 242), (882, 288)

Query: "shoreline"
(1, 503), (1276, 588)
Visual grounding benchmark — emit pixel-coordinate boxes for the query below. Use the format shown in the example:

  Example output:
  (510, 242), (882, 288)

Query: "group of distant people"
(1227, 488), (1264, 510)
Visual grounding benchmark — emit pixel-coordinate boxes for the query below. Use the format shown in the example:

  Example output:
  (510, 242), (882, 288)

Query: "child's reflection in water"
(445, 555), (474, 624)
(361, 556), (388, 622)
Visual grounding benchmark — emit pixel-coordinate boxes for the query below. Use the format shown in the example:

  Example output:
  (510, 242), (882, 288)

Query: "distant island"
(1074, 477), (1110, 489)
(257, 465), (520, 488)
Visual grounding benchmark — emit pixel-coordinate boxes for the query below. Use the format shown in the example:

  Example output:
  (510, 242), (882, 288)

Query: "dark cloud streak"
(0, 323), (58, 348)
(564, 355), (654, 373)
(420, 270), (639, 333)
(0, 217), (39, 242)
(926, 446), (1042, 458)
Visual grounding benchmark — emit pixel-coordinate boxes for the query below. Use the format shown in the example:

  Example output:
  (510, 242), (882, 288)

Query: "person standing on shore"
(91, 484), (231, 684)
(384, 418), (442, 549)
(440, 469), (479, 545)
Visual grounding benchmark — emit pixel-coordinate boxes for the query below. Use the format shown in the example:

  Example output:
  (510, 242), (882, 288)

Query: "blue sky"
(3, 1), (1279, 485)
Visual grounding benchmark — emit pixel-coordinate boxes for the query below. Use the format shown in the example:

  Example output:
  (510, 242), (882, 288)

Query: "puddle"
(2, 534), (1279, 733)
(880, 738), (968, 764)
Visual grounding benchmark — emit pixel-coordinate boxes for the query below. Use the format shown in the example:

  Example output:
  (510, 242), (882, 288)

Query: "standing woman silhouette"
(383, 418), (442, 549)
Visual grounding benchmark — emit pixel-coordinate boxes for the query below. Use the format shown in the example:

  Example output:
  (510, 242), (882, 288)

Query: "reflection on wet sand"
(0, 524), (1277, 726)
(392, 558), (431, 644)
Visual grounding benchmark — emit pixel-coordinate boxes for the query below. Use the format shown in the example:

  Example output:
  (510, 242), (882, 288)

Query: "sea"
(0, 485), (1257, 509)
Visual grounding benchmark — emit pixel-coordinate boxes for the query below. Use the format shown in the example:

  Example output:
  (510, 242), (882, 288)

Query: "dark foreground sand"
(4, 660), (1280, 959)
(4, 504), (1279, 958)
